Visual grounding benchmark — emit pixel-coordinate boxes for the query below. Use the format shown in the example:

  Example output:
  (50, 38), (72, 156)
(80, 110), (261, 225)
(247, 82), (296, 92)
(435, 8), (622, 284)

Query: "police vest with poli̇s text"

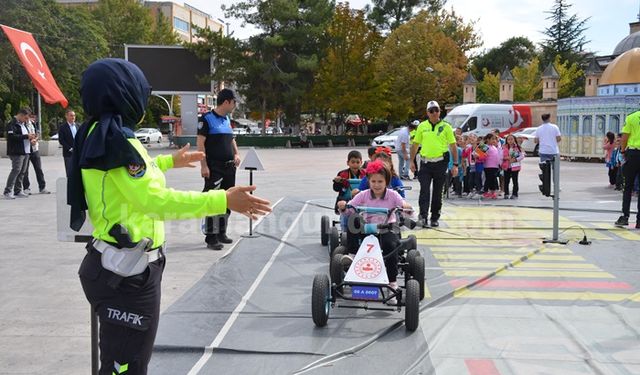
(414, 119), (456, 159)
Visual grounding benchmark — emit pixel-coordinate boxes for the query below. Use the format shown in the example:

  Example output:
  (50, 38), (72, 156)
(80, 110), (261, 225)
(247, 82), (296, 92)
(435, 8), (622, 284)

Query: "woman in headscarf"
(70, 58), (270, 374)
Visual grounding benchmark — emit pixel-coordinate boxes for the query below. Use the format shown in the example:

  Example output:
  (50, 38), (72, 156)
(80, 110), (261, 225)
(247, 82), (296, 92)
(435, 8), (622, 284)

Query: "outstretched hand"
(226, 186), (272, 220)
(172, 143), (204, 168)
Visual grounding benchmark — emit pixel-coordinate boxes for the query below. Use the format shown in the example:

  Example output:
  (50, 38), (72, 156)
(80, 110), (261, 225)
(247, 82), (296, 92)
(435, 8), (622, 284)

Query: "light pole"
(217, 18), (230, 37)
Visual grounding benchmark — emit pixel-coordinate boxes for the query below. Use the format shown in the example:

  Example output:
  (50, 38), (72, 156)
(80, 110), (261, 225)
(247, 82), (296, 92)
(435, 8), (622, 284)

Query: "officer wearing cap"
(69, 58), (271, 374)
(410, 101), (458, 227)
(197, 89), (241, 250)
(616, 109), (640, 228)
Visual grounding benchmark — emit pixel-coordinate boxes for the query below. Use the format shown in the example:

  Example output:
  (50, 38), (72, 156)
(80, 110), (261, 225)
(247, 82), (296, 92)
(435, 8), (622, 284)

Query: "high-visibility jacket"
(623, 110), (640, 150)
(414, 119), (455, 158)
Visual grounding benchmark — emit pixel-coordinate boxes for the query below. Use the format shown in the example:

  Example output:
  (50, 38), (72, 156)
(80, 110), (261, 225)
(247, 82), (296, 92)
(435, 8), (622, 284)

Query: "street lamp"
(217, 18), (230, 37)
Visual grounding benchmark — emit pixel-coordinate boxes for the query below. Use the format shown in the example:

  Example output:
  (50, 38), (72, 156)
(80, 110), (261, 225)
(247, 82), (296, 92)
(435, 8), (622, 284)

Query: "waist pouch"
(94, 239), (156, 277)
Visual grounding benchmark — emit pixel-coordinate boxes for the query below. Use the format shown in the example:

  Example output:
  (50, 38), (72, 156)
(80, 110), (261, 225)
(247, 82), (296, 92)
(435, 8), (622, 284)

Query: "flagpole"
(37, 92), (41, 125)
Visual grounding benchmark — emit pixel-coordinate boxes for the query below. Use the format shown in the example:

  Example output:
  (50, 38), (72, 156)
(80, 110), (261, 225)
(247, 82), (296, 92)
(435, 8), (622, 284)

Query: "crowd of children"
(447, 130), (526, 199)
(604, 132), (640, 194)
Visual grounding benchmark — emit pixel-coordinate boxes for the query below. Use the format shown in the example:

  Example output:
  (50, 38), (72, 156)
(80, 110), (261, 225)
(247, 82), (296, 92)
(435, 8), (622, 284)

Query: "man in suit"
(58, 109), (78, 177)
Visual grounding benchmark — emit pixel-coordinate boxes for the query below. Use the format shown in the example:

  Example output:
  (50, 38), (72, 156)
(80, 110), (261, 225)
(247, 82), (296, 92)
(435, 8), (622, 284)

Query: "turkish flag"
(1, 24), (68, 108)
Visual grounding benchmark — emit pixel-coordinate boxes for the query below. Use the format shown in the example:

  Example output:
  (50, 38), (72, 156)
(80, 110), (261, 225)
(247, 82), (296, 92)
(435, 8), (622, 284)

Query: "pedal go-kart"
(320, 182), (412, 257)
(321, 178), (362, 254)
(312, 206), (424, 332)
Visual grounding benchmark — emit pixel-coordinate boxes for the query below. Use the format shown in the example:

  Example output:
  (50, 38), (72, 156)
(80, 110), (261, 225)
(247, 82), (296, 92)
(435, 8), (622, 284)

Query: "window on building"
(553, 82), (556, 88)
(570, 116), (579, 135)
(174, 17), (189, 33)
(502, 85), (505, 91)
(546, 82), (549, 88)
(588, 78), (591, 85)
(465, 87), (468, 93)
(596, 115), (605, 135)
(582, 116), (592, 135)
(610, 115), (620, 134)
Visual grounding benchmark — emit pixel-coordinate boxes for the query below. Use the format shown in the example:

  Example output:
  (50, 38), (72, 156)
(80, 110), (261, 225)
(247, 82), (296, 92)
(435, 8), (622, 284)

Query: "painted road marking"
(465, 359), (501, 375)
(449, 279), (634, 290)
(445, 270), (615, 278)
(429, 247), (573, 254)
(439, 262), (599, 269)
(434, 254), (585, 261)
(454, 289), (638, 302)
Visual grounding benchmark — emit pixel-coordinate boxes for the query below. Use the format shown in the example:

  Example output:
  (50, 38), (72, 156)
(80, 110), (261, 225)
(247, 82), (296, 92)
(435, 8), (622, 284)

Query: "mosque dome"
(613, 31), (640, 56)
(600, 48), (640, 86)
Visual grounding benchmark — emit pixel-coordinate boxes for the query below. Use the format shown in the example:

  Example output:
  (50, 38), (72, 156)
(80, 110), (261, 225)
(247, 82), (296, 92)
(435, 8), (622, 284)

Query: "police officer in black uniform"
(197, 89), (242, 250)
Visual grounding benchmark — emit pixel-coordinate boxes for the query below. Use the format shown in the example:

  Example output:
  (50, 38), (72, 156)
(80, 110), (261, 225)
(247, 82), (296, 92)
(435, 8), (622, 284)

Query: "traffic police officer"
(616, 109), (640, 228)
(68, 59), (271, 374)
(197, 89), (241, 250)
(410, 101), (458, 227)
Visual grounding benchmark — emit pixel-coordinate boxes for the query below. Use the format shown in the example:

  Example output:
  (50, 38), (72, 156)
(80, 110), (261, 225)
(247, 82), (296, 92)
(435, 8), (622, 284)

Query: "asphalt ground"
(0, 144), (638, 374)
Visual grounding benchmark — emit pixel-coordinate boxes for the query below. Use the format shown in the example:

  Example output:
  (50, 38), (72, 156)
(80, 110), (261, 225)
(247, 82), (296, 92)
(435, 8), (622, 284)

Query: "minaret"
(584, 57), (602, 97)
(541, 62), (560, 100)
(462, 72), (478, 103)
(499, 66), (514, 102)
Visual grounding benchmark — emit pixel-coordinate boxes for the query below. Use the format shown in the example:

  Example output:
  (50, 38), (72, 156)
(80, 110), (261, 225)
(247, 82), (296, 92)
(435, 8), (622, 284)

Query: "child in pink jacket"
(501, 134), (525, 199)
(482, 133), (501, 199)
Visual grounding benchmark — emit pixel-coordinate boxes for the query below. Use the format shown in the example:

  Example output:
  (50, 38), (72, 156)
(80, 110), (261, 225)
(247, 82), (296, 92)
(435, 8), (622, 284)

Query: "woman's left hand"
(172, 143), (204, 168)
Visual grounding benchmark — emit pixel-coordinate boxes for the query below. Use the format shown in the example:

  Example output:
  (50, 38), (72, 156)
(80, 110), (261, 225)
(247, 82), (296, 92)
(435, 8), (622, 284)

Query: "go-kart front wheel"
(405, 279), (420, 332)
(312, 274), (331, 327)
(330, 253), (345, 292)
(412, 254), (425, 300)
(321, 215), (330, 246)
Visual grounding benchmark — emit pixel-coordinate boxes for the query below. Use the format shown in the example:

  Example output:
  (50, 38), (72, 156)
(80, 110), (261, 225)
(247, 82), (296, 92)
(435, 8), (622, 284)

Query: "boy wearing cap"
(410, 101), (458, 227)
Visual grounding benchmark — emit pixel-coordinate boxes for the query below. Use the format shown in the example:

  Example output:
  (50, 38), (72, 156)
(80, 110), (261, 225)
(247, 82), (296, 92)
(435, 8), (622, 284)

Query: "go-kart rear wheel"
(340, 231), (348, 246)
(412, 255), (425, 300)
(320, 216), (330, 246)
(330, 253), (344, 292)
(328, 227), (339, 256)
(312, 274), (331, 327)
(405, 279), (420, 332)
(332, 245), (347, 258)
(407, 234), (417, 251)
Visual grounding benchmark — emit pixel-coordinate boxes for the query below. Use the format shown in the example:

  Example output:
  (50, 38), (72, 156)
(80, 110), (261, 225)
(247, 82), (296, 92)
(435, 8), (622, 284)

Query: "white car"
(232, 127), (248, 135)
(371, 128), (403, 152)
(512, 126), (538, 155)
(135, 128), (163, 143)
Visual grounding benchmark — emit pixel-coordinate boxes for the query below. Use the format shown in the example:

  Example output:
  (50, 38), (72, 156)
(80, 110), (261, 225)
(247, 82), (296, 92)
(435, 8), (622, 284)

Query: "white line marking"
(187, 200), (308, 375)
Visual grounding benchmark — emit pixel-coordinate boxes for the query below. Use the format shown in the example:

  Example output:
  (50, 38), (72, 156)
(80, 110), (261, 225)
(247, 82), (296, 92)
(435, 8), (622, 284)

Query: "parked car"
(371, 128), (403, 152)
(135, 128), (163, 143)
(232, 127), (248, 135)
(512, 126), (539, 155)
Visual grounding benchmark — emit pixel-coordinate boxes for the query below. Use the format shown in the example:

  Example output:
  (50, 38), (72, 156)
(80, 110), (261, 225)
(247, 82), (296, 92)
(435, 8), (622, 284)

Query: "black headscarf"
(68, 58), (151, 231)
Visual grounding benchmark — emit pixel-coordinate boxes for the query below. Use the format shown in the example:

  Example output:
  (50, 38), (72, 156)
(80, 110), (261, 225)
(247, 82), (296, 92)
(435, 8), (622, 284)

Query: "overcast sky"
(184, 0), (639, 56)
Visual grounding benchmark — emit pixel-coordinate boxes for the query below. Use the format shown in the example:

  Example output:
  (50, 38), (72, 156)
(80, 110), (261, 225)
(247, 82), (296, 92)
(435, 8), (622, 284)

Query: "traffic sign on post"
(240, 148), (265, 238)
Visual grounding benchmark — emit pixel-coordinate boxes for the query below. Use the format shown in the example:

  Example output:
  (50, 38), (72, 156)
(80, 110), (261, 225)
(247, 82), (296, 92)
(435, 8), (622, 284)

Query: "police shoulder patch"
(127, 163), (146, 178)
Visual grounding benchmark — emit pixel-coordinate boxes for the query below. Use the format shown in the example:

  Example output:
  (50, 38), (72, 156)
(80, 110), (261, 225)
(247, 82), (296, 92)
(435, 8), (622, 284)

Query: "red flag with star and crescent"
(1, 24), (68, 108)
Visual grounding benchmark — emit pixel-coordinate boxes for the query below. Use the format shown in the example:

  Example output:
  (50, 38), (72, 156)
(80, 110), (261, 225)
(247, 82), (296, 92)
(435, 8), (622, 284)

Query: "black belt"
(210, 159), (235, 167)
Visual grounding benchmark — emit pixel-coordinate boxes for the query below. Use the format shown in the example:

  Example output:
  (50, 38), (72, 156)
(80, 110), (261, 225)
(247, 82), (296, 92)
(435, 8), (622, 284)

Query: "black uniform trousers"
(23, 150), (46, 191)
(79, 244), (165, 375)
(417, 159), (448, 221)
(203, 160), (236, 244)
(622, 149), (640, 220)
(345, 215), (400, 282)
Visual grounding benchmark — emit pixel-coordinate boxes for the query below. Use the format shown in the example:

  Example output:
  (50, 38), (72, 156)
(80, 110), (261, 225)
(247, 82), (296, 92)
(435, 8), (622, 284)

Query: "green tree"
(92, 0), (154, 57)
(541, 0), (589, 66)
(367, 0), (444, 31)
(554, 55), (583, 98)
(149, 11), (179, 45)
(375, 11), (468, 121)
(309, 4), (389, 127)
(472, 36), (537, 79)
(224, 0), (334, 125)
(512, 57), (541, 102)
(476, 68), (499, 103)
(0, 0), (108, 127)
